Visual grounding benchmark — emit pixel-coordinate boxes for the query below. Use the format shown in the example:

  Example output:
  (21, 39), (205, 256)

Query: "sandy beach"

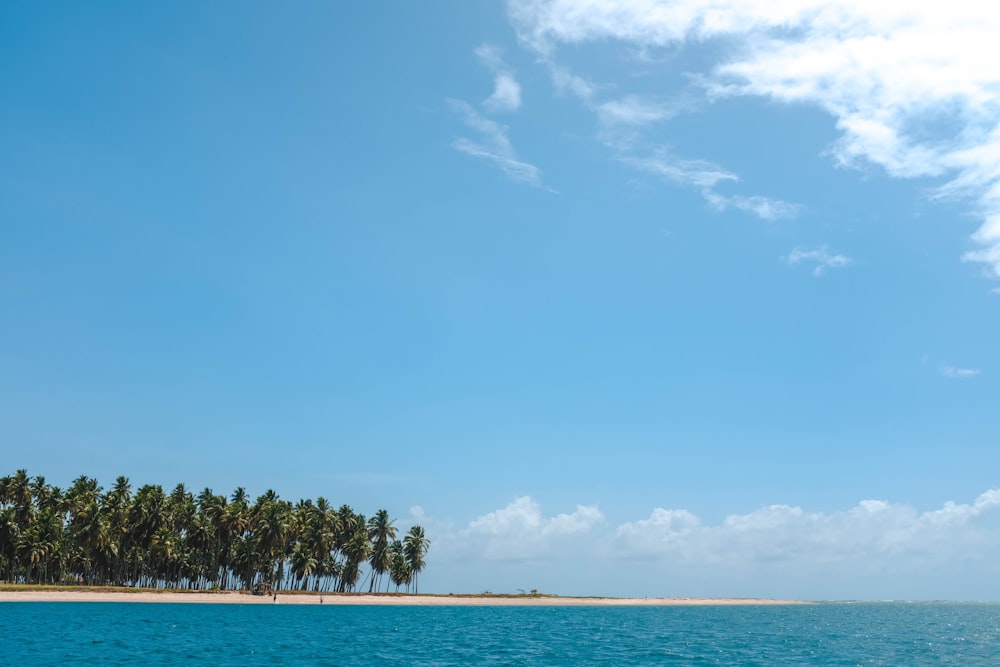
(0, 590), (810, 605)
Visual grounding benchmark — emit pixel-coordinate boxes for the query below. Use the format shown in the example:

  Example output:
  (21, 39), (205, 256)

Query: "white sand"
(0, 591), (810, 605)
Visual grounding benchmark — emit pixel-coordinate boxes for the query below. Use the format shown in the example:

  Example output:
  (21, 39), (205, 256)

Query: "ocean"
(3, 602), (998, 665)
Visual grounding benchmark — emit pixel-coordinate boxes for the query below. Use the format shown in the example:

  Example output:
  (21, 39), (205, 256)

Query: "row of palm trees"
(0, 470), (429, 593)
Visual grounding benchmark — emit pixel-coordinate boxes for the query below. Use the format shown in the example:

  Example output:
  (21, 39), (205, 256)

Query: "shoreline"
(0, 590), (811, 605)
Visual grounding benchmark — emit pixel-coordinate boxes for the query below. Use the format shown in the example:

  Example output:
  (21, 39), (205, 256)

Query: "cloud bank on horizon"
(424, 488), (1000, 598)
(458, 0), (1000, 279)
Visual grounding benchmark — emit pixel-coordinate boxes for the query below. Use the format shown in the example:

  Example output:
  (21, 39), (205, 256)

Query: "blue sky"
(2, 0), (999, 599)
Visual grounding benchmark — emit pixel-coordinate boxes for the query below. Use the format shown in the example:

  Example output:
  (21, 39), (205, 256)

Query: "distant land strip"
(0, 587), (813, 605)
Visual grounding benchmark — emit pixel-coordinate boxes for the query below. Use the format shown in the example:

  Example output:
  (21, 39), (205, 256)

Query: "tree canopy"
(0, 470), (429, 593)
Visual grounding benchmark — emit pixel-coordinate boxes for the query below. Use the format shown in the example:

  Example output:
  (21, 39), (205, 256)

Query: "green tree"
(367, 509), (396, 592)
(388, 540), (412, 592)
(0, 470), (427, 594)
(403, 525), (430, 594)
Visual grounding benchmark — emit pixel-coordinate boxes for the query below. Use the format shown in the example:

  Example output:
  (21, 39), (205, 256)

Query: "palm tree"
(0, 471), (31, 582)
(290, 541), (318, 590)
(220, 488), (251, 589)
(65, 476), (107, 584)
(0, 470), (428, 594)
(367, 509), (396, 592)
(4, 470), (33, 516)
(403, 525), (430, 593)
(332, 505), (363, 591)
(311, 498), (338, 591)
(340, 522), (371, 592)
(104, 476), (132, 586)
(251, 492), (292, 590)
(165, 484), (196, 587)
(388, 540), (411, 592)
(0, 506), (21, 583)
(193, 488), (228, 590)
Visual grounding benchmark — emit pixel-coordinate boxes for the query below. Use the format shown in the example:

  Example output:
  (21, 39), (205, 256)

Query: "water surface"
(3, 601), (998, 665)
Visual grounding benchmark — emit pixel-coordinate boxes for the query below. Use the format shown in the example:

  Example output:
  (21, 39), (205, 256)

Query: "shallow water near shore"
(4, 601), (999, 665)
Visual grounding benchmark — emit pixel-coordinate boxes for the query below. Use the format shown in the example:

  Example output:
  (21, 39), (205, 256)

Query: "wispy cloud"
(506, 0), (1000, 279)
(475, 44), (523, 113)
(787, 246), (852, 276)
(548, 63), (597, 100)
(705, 191), (800, 221)
(598, 95), (680, 128)
(622, 152), (798, 219)
(505, 16), (798, 221)
(940, 365), (982, 379)
(625, 152), (797, 220)
(448, 99), (543, 186)
(622, 152), (736, 190)
(596, 94), (695, 152)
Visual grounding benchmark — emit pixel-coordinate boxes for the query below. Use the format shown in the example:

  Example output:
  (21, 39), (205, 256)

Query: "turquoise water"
(2, 602), (999, 665)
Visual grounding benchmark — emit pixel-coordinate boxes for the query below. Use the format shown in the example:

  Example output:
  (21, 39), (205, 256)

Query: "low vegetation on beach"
(0, 470), (429, 593)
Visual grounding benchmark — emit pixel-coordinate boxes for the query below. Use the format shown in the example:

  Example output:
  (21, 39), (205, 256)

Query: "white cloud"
(465, 496), (604, 538)
(596, 95), (694, 152)
(459, 496), (604, 560)
(787, 245), (852, 276)
(506, 0), (1000, 278)
(621, 153), (797, 219)
(448, 99), (543, 185)
(476, 44), (523, 112)
(598, 95), (678, 128)
(623, 152), (736, 190)
(506, 8), (798, 221)
(548, 63), (597, 100)
(705, 191), (800, 221)
(474, 43), (506, 71)
(613, 489), (1000, 567)
(423, 489), (1000, 597)
(485, 74), (523, 113)
(940, 365), (982, 379)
